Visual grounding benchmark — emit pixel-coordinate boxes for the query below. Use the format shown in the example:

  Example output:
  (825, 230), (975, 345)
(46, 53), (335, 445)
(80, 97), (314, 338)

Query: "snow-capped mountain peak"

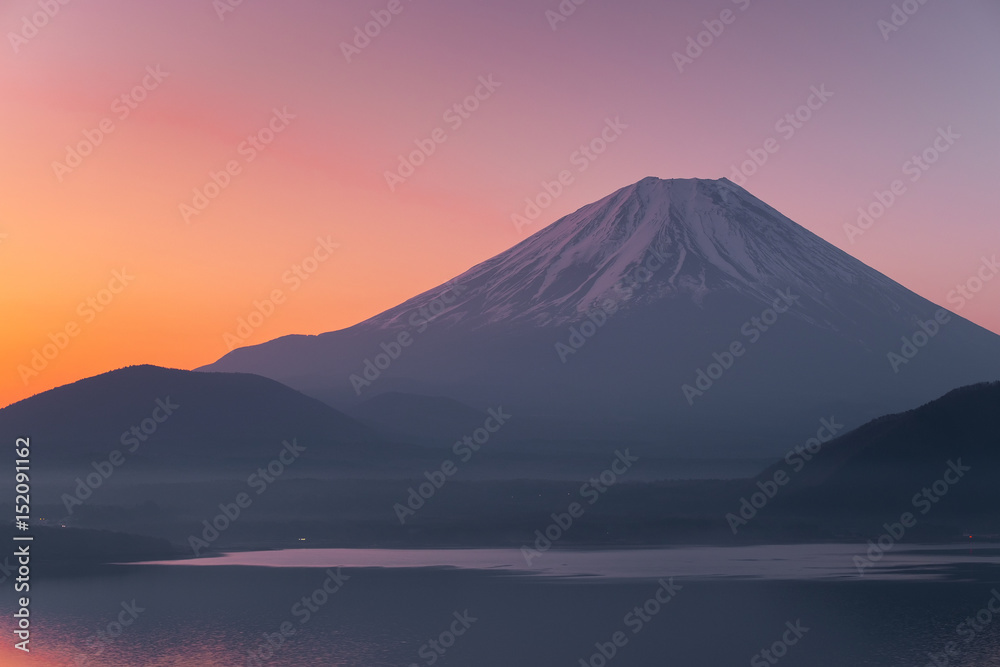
(369, 177), (895, 330)
(202, 176), (1000, 451)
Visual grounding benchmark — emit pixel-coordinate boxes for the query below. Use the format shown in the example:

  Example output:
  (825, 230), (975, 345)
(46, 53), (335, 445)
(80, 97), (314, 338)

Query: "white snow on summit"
(368, 177), (916, 331)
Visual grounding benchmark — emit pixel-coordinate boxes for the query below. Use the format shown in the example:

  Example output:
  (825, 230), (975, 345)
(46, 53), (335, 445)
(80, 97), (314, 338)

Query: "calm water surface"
(2, 544), (998, 666)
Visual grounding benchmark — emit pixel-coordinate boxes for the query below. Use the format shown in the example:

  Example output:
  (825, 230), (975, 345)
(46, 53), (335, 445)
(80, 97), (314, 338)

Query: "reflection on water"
(138, 543), (1000, 581)
(1, 544), (998, 666)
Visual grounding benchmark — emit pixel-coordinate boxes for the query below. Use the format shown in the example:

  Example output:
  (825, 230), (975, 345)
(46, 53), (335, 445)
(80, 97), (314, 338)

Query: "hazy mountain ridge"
(7, 379), (997, 549)
(0, 365), (390, 466)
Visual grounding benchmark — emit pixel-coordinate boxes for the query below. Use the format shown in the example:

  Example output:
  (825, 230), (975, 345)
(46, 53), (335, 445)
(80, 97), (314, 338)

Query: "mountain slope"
(0, 365), (387, 468)
(710, 381), (1000, 541)
(200, 177), (1000, 456)
(347, 392), (488, 446)
(764, 381), (1000, 512)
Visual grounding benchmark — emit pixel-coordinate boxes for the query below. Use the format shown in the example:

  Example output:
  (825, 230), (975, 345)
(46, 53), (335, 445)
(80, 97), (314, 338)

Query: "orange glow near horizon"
(3, 0), (1000, 407)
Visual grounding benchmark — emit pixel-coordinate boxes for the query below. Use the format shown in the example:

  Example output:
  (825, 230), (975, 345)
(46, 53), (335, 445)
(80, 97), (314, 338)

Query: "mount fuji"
(200, 177), (1000, 457)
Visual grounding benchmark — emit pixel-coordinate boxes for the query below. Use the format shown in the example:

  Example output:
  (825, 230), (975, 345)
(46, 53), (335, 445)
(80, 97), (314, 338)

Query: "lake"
(2, 544), (999, 666)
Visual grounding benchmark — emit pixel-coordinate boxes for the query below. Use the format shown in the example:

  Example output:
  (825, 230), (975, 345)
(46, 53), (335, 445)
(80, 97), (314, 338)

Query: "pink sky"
(1, 0), (998, 406)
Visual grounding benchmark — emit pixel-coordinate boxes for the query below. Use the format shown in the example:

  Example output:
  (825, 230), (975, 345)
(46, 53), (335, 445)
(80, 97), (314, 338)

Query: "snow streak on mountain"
(367, 177), (917, 337)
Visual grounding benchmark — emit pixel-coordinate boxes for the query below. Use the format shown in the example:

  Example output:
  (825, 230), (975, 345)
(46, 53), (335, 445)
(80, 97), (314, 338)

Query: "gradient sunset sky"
(2, 0), (998, 407)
